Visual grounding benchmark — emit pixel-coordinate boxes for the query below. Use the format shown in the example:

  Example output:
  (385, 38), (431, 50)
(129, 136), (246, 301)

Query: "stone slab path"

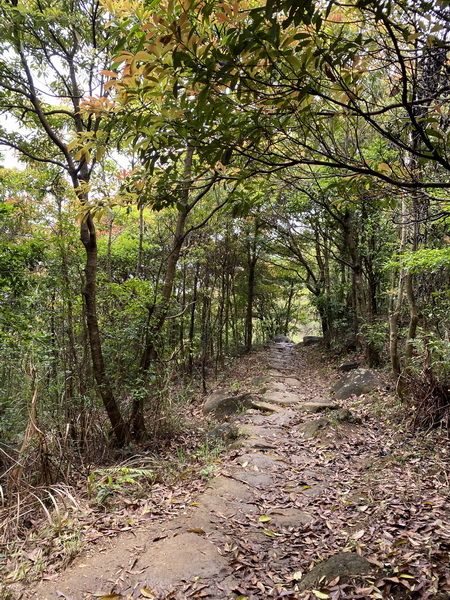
(19, 342), (344, 600)
(18, 342), (450, 600)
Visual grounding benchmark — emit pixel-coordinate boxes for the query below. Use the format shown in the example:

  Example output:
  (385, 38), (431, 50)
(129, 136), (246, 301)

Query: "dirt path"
(18, 343), (450, 600)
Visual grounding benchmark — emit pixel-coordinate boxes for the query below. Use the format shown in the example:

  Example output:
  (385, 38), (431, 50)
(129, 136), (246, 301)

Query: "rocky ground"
(14, 342), (450, 600)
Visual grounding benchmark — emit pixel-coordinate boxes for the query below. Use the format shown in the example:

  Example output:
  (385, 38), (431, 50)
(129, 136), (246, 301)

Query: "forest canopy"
(0, 0), (449, 452)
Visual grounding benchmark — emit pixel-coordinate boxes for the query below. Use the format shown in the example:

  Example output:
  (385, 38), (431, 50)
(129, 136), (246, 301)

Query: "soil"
(12, 343), (450, 600)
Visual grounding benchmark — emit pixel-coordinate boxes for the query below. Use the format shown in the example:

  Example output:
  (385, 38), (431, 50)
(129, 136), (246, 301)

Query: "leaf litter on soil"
(11, 345), (450, 600)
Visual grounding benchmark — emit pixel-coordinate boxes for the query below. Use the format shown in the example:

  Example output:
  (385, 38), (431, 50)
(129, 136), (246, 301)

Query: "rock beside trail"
(203, 390), (255, 418)
(298, 408), (361, 439)
(206, 423), (240, 442)
(298, 418), (328, 438)
(298, 400), (338, 413)
(333, 368), (384, 399)
(298, 552), (374, 591)
(251, 400), (282, 413)
(333, 407), (363, 424)
(203, 390), (283, 420)
(303, 335), (323, 346)
(250, 375), (271, 387)
(338, 360), (360, 372)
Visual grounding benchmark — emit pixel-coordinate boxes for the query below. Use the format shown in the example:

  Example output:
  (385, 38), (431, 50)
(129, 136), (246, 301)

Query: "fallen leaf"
(186, 528), (205, 534)
(355, 587), (374, 594)
(263, 529), (281, 537)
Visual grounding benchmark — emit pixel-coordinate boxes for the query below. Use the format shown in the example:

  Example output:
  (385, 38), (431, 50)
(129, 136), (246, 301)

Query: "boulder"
(303, 336), (323, 346)
(298, 552), (374, 591)
(203, 390), (255, 418)
(332, 368), (384, 399)
(338, 360), (360, 372)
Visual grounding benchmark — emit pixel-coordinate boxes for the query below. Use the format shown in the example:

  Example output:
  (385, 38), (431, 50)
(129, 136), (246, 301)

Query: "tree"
(0, 0), (128, 444)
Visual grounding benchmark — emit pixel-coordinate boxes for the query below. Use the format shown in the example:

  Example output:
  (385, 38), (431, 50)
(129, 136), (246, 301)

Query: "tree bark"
(80, 212), (129, 446)
(133, 146), (194, 437)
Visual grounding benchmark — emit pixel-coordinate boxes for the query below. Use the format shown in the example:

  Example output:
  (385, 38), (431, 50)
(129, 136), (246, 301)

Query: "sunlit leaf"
(312, 591), (329, 599)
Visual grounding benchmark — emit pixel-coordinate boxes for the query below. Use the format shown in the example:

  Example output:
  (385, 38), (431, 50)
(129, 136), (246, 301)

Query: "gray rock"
(298, 400), (338, 413)
(338, 360), (360, 372)
(332, 408), (363, 424)
(263, 390), (302, 405)
(267, 381), (287, 392)
(298, 552), (374, 591)
(250, 375), (271, 387)
(284, 377), (301, 387)
(235, 453), (280, 469)
(205, 423), (240, 442)
(203, 390), (255, 418)
(332, 368), (384, 399)
(303, 336), (323, 346)
(268, 508), (313, 528)
(298, 418), (328, 438)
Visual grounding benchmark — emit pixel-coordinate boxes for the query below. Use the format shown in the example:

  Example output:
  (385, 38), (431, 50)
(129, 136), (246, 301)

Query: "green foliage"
(87, 467), (155, 505)
(389, 248), (450, 274)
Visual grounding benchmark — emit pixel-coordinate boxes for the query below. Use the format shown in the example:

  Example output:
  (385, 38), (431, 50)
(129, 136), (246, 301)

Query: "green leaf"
(263, 529), (281, 537)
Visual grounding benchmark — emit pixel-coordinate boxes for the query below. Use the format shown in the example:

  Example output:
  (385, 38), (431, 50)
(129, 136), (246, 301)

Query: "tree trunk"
(80, 213), (128, 446)
(201, 276), (211, 394)
(404, 272), (419, 371)
(188, 268), (198, 375)
(133, 146), (194, 437)
(284, 281), (295, 337)
(245, 220), (260, 352)
(245, 257), (257, 352)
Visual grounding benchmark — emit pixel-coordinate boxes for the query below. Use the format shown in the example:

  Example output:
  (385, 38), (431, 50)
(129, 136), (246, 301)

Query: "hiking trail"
(18, 342), (450, 600)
